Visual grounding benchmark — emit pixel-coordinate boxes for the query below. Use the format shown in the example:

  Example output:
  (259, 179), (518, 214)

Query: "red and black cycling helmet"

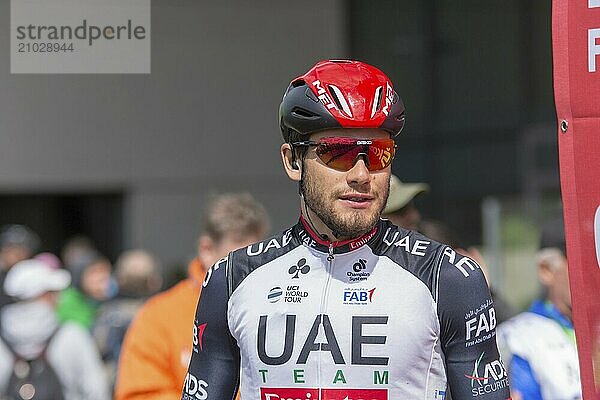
(279, 60), (406, 142)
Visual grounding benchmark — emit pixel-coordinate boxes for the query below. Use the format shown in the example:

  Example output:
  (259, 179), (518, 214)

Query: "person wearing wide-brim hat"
(382, 174), (429, 230)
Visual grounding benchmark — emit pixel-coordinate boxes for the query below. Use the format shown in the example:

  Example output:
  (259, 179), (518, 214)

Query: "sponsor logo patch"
(192, 322), (207, 353)
(182, 373), (209, 399)
(464, 299), (496, 347)
(268, 287), (283, 303)
(284, 285), (309, 303)
(464, 353), (509, 397)
(260, 387), (387, 400)
(343, 287), (376, 305)
(353, 258), (367, 273)
(289, 258), (310, 279)
(347, 259), (370, 282)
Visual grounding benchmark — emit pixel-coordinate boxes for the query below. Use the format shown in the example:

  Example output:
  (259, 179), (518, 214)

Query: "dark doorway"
(0, 193), (123, 262)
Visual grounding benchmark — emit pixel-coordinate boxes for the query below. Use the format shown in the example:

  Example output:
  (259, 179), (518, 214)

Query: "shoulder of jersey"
(228, 227), (300, 293)
(372, 221), (448, 293)
(374, 221), (445, 267)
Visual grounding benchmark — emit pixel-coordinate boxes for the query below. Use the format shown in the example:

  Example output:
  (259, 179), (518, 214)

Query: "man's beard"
(301, 169), (389, 240)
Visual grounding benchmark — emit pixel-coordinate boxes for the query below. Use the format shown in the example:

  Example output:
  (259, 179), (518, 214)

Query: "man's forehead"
(309, 128), (390, 140)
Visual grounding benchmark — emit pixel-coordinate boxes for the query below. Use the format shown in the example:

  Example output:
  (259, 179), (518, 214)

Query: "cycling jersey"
(497, 300), (581, 400)
(182, 217), (510, 400)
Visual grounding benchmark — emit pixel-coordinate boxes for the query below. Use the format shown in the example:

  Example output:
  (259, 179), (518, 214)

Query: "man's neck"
(552, 300), (573, 324)
(300, 200), (342, 242)
(300, 199), (376, 243)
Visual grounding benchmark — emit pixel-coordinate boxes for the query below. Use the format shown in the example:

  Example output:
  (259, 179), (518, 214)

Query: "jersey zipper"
(327, 243), (334, 261)
(318, 242), (335, 398)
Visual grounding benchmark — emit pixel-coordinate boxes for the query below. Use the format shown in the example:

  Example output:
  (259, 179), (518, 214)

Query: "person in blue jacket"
(497, 216), (581, 400)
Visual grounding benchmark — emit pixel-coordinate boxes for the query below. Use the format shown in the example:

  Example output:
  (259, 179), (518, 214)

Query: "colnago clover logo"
(464, 352), (509, 396)
(289, 258), (310, 279)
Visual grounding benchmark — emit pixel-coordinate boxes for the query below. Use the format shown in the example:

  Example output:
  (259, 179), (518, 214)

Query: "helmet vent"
(291, 79), (306, 88)
(327, 85), (353, 118)
(291, 107), (320, 120)
(371, 86), (384, 118)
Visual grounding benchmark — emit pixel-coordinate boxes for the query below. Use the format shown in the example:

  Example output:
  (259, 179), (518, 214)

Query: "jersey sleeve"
(436, 247), (511, 399)
(181, 257), (240, 400)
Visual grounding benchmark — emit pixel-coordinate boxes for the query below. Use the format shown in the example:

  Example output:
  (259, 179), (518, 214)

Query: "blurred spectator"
(420, 219), (516, 324)
(61, 235), (96, 269)
(35, 252), (62, 269)
(0, 225), (40, 310)
(57, 252), (114, 330)
(115, 192), (270, 400)
(0, 259), (109, 400)
(382, 174), (429, 230)
(93, 249), (162, 390)
(497, 216), (581, 399)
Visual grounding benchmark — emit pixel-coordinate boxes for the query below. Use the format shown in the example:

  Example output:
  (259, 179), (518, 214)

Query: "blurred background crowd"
(0, 184), (578, 399)
(0, 0), (574, 399)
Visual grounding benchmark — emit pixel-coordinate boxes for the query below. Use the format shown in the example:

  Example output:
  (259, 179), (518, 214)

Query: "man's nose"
(346, 156), (371, 186)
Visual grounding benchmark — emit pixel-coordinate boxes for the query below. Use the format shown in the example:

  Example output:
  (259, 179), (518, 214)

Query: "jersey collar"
(294, 215), (381, 254)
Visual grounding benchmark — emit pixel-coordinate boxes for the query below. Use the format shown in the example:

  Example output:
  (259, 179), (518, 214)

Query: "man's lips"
(338, 194), (375, 209)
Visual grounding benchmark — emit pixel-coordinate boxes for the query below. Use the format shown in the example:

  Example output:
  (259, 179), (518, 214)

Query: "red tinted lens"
(315, 137), (395, 171)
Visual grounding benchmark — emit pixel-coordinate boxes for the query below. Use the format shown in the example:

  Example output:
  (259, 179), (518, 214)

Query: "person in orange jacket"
(115, 193), (270, 400)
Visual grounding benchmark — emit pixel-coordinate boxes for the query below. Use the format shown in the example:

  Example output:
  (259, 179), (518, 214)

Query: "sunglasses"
(292, 137), (396, 172)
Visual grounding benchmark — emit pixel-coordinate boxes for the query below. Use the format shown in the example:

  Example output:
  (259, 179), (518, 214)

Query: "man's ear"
(197, 235), (215, 265)
(538, 258), (555, 286)
(281, 143), (301, 181)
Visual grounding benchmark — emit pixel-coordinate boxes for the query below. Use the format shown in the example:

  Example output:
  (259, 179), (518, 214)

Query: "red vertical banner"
(553, 0), (600, 398)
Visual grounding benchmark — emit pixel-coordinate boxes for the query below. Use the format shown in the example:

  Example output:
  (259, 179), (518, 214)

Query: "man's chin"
(335, 203), (381, 220)
(334, 209), (380, 235)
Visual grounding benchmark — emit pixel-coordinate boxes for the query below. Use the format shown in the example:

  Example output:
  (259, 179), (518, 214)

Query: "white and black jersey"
(182, 218), (510, 400)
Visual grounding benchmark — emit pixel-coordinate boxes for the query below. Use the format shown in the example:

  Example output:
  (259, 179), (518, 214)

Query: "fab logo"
(343, 288), (376, 305)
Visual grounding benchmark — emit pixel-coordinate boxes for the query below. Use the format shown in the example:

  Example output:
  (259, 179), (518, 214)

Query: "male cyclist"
(182, 60), (510, 399)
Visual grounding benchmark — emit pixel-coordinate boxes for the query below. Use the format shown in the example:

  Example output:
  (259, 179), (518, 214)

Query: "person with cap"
(182, 60), (509, 399)
(93, 249), (163, 391)
(0, 259), (110, 400)
(497, 215), (581, 400)
(57, 252), (114, 331)
(382, 174), (429, 230)
(116, 193), (269, 400)
(0, 225), (40, 310)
